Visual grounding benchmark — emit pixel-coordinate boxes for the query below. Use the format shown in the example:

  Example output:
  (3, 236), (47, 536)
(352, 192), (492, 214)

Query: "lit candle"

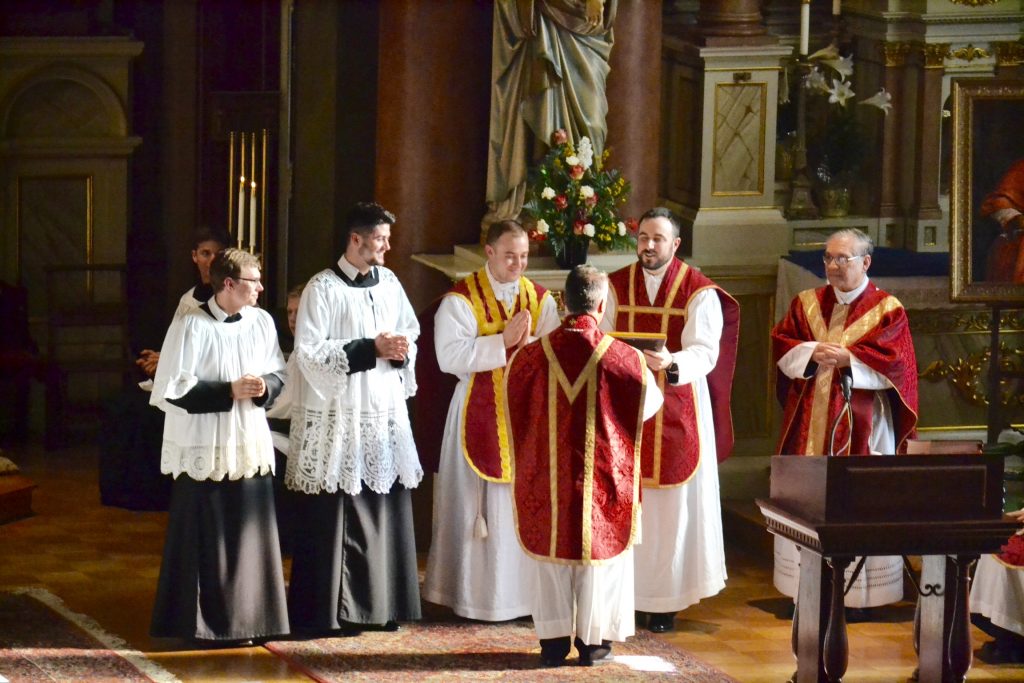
(249, 180), (257, 251)
(800, 0), (810, 56)
(833, 0), (841, 16)
(237, 134), (246, 248)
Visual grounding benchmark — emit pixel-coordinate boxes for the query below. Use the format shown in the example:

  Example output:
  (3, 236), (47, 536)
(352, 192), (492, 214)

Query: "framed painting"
(950, 79), (1024, 304)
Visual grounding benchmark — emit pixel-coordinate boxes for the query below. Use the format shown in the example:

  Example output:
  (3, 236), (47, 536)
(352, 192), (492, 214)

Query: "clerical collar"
(833, 277), (869, 305)
(204, 296), (242, 323)
(485, 262), (519, 304)
(192, 282), (214, 303)
(334, 256), (378, 287)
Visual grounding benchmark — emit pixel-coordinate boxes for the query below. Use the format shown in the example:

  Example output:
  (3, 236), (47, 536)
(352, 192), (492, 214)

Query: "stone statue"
(484, 0), (617, 236)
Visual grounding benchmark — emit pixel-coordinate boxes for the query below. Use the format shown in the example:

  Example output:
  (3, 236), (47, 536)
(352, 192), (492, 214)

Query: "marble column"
(697, 0), (768, 41)
(905, 42), (948, 251)
(606, 0), (662, 221)
(877, 41), (910, 221)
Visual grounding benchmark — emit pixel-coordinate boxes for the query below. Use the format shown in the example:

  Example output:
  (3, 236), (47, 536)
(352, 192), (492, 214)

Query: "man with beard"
(285, 202), (423, 635)
(602, 207), (739, 633)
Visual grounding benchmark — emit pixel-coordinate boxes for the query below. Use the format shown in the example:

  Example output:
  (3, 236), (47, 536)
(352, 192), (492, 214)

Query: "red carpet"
(0, 588), (179, 683)
(265, 620), (738, 681)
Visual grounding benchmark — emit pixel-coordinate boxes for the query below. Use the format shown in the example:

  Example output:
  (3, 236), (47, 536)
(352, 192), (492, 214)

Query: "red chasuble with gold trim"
(445, 268), (550, 483)
(504, 315), (646, 565)
(607, 258), (740, 488)
(773, 283), (919, 456)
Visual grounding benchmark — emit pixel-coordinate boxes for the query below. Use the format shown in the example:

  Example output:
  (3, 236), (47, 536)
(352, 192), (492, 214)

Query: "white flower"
(541, 187), (556, 200)
(805, 67), (829, 94)
(859, 88), (893, 115)
(578, 137), (594, 170)
(827, 80), (855, 107)
(583, 223), (596, 238)
(566, 155), (580, 167)
(579, 185), (595, 199)
(617, 221), (627, 236)
(808, 42), (839, 63)
(822, 54), (854, 79)
(536, 219), (549, 235)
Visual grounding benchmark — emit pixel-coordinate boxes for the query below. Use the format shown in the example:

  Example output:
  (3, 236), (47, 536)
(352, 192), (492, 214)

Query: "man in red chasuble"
(504, 265), (662, 667)
(422, 220), (560, 621)
(772, 228), (919, 612)
(603, 207), (740, 633)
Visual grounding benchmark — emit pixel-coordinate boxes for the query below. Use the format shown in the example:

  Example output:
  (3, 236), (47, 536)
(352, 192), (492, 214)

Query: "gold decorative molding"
(922, 43), (952, 69)
(882, 42), (913, 68)
(992, 41), (1024, 67)
(947, 0), (1001, 6)
(920, 343), (1024, 408)
(950, 44), (990, 62)
(908, 309), (1024, 334)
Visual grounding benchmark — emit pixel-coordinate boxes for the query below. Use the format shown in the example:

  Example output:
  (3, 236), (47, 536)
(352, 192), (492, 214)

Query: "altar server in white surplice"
(150, 248), (289, 643)
(422, 219), (560, 621)
(286, 202), (423, 636)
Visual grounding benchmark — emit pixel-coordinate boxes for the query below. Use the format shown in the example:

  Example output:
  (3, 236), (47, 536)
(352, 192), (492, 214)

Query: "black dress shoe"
(539, 636), (570, 667)
(648, 612), (676, 633)
(381, 620), (401, 632)
(844, 607), (872, 623)
(574, 636), (612, 666)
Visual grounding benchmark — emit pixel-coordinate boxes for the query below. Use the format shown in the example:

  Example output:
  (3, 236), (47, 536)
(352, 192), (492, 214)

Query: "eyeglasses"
(822, 254), (865, 267)
(234, 276), (262, 286)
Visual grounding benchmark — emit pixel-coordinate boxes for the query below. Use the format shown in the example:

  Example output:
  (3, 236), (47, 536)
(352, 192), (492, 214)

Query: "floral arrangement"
(522, 129), (635, 265)
(801, 43), (892, 188)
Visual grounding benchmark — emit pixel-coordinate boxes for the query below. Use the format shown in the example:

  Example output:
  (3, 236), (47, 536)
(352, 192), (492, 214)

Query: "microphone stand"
(828, 371), (854, 456)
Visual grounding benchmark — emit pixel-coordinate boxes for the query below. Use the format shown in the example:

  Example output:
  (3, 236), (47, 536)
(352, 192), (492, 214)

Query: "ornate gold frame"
(950, 78), (1024, 303)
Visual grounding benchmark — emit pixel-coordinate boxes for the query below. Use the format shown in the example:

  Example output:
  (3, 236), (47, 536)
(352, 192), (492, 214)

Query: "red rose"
(573, 220), (586, 235)
(585, 193), (598, 207)
(554, 195), (568, 210)
(626, 218), (639, 233)
(551, 129), (568, 145)
(570, 165), (585, 180)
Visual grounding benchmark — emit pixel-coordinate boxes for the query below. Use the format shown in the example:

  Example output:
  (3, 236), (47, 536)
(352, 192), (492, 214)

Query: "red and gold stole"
(504, 316), (646, 564)
(773, 284), (918, 456)
(445, 268), (549, 482)
(607, 258), (736, 487)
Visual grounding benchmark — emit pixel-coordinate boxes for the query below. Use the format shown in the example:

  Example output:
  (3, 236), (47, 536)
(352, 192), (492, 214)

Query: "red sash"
(505, 315), (646, 564)
(446, 268), (549, 482)
(608, 258), (739, 487)
(773, 283), (919, 456)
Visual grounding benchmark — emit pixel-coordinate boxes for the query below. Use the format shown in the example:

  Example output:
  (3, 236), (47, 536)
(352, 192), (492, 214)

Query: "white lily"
(822, 54), (854, 79)
(859, 88), (893, 115)
(808, 42), (839, 62)
(828, 80), (855, 107)
(805, 67), (830, 94)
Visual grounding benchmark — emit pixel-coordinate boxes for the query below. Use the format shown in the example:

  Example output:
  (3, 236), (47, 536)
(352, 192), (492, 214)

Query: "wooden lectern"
(757, 455), (1016, 683)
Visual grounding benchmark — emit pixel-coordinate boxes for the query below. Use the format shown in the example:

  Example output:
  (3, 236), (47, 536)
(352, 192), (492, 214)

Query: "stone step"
(0, 474), (36, 524)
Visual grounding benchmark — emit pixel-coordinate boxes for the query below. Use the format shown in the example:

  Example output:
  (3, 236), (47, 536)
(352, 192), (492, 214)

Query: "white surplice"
(971, 551), (1024, 637)
(602, 273), (728, 613)
(150, 298), (285, 481)
(285, 261), (422, 495)
(772, 278), (904, 608)
(422, 265), (560, 620)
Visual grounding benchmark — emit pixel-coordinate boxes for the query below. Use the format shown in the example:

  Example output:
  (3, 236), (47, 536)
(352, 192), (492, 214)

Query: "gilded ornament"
(950, 44), (990, 62)
(993, 41), (1024, 67)
(947, 0), (1001, 6)
(922, 43), (951, 69)
(920, 343), (1024, 407)
(882, 42), (912, 68)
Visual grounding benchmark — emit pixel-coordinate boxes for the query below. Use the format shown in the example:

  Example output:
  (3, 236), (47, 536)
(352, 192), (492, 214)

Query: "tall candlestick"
(228, 131), (235, 240)
(237, 133), (246, 248)
(833, 0), (841, 16)
(800, 0), (810, 56)
(261, 129), (268, 254)
(250, 180), (257, 252)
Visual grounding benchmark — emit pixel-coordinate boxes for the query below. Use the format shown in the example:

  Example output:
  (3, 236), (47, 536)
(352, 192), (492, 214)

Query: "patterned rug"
(0, 588), (180, 683)
(264, 620), (738, 682)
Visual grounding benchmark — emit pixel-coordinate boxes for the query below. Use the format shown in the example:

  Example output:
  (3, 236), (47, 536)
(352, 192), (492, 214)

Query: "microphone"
(840, 371), (853, 404)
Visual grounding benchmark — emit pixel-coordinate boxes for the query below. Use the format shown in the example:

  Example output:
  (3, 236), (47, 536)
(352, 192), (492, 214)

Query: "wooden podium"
(757, 455), (1016, 683)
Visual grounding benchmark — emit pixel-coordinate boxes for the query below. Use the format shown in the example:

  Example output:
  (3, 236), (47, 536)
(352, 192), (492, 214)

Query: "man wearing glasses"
(771, 228), (919, 615)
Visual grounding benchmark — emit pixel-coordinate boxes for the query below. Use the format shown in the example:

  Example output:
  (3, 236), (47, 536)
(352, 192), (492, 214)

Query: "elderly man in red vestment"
(602, 207), (740, 633)
(772, 227), (919, 613)
(980, 158), (1024, 283)
(504, 265), (662, 667)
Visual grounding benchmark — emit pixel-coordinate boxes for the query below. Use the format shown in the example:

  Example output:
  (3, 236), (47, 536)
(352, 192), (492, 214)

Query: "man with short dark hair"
(772, 227), (918, 611)
(505, 264), (661, 666)
(423, 219), (560, 621)
(285, 201), (423, 635)
(150, 247), (288, 643)
(603, 207), (740, 633)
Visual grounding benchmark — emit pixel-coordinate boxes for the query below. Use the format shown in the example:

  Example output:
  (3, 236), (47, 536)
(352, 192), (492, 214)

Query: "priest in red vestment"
(772, 228), (919, 611)
(504, 265), (662, 667)
(980, 158), (1024, 283)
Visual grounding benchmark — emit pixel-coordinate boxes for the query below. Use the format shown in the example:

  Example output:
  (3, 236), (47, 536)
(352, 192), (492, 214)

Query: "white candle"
(249, 181), (257, 251)
(237, 176), (245, 248)
(800, 1), (810, 56)
(833, 0), (841, 16)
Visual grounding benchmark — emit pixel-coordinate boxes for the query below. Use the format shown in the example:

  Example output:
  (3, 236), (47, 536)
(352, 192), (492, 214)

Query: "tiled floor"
(1, 440), (1022, 682)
